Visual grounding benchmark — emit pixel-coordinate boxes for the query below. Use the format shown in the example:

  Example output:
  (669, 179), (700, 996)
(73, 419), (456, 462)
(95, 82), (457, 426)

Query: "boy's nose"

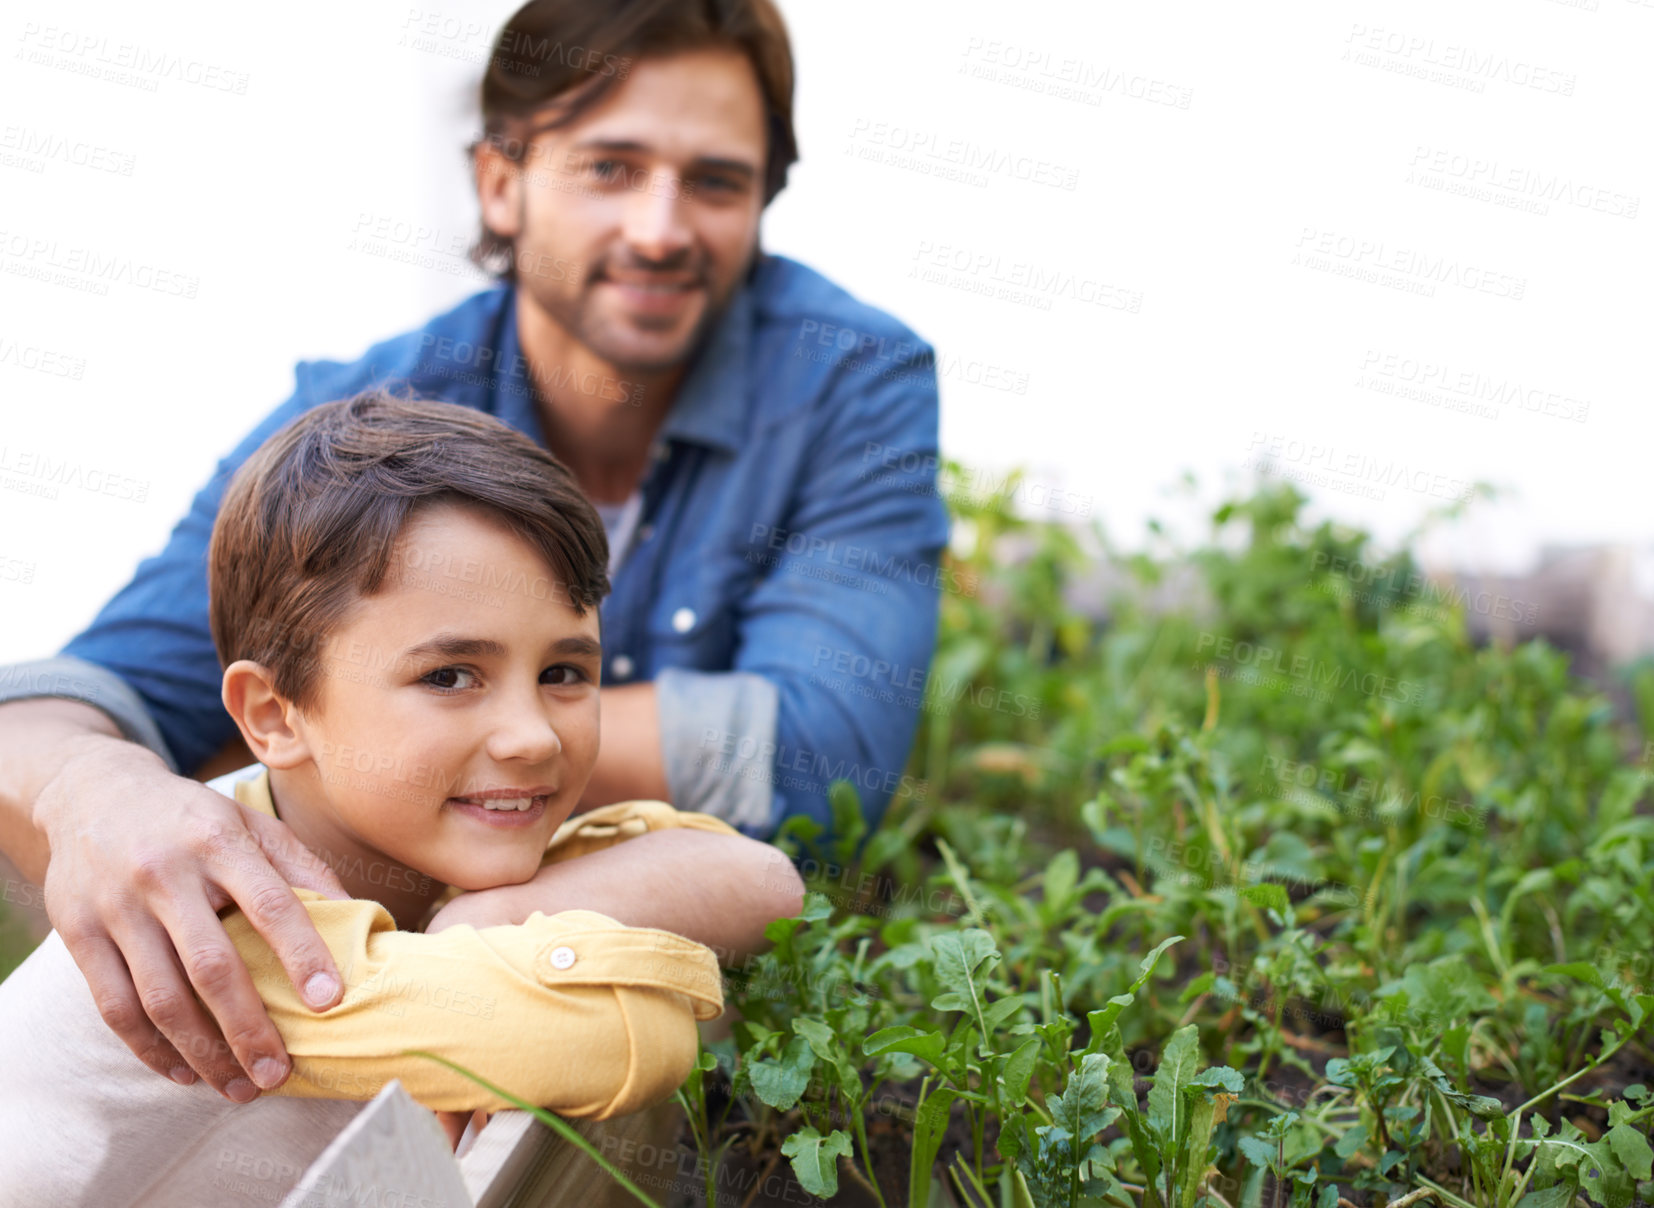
(486, 703), (562, 764)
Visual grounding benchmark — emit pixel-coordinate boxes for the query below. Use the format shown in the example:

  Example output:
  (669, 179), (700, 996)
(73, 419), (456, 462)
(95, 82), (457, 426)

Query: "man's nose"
(621, 172), (692, 263)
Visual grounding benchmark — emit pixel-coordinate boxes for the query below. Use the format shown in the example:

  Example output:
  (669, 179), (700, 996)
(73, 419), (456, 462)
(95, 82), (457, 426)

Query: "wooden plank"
(276, 1079), (472, 1208)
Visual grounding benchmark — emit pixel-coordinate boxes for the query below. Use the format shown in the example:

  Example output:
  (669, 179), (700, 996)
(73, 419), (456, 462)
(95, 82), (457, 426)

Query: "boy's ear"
(221, 660), (313, 769)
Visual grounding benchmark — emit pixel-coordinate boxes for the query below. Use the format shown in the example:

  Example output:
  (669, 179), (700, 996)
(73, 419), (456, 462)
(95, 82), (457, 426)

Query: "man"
(0, 0), (947, 1108)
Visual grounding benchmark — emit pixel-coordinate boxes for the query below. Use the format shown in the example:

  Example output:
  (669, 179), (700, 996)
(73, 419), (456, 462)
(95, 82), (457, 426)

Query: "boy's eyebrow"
(399, 634), (604, 661)
(400, 636), (507, 662)
(550, 636), (604, 659)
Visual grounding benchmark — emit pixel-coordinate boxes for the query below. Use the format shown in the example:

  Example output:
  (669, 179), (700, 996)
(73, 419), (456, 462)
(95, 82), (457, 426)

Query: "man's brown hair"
(208, 392), (609, 711)
(469, 0), (799, 278)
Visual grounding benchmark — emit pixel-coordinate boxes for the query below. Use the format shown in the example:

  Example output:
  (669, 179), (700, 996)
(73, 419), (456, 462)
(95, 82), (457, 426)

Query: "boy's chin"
(440, 854), (544, 893)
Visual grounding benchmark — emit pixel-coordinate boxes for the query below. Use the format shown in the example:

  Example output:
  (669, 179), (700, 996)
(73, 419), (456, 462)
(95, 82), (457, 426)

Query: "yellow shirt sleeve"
(220, 896), (724, 1117)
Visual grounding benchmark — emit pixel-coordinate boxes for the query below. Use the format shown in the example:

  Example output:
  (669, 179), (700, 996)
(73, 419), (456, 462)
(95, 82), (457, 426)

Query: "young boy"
(0, 394), (804, 1207)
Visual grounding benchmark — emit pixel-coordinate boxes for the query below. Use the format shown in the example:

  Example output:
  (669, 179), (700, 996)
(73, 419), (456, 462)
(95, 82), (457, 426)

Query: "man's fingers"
(241, 810), (349, 901)
(145, 890), (302, 1097)
(62, 929), (194, 1087)
(207, 844), (343, 1015)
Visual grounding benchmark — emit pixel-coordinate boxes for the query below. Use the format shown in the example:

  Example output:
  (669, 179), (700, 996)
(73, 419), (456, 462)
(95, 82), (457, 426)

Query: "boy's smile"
(265, 500), (602, 925)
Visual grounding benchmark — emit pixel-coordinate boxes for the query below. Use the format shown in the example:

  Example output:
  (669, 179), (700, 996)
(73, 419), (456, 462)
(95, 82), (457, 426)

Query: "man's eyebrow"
(571, 138), (758, 178)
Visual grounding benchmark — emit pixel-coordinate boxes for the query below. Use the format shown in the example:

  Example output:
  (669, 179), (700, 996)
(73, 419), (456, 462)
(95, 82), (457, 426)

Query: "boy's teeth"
(478, 797), (536, 812)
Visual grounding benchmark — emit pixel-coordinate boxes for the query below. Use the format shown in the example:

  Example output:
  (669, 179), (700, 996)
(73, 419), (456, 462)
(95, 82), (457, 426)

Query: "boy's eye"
(422, 667), (477, 691)
(541, 664), (588, 687)
(589, 158), (624, 181)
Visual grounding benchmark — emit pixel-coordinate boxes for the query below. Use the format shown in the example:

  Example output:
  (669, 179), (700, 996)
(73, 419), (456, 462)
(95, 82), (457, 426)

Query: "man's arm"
(658, 349), (949, 844)
(0, 696), (349, 1100)
(577, 682), (669, 809)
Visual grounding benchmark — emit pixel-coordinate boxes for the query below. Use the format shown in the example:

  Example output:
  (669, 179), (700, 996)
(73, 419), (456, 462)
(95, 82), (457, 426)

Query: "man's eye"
(589, 159), (624, 181)
(422, 667), (477, 691)
(541, 664), (588, 687)
(697, 174), (743, 193)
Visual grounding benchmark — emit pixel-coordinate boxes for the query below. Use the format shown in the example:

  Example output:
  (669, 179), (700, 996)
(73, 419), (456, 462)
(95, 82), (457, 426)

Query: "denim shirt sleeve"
(722, 351), (950, 841)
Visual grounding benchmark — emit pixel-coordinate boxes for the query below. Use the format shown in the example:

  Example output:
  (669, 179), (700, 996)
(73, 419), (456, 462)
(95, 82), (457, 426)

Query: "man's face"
(480, 46), (769, 375)
(291, 502), (602, 892)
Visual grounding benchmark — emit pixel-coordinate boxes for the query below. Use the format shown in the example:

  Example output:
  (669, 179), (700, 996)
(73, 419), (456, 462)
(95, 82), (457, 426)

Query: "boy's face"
(291, 501), (602, 892)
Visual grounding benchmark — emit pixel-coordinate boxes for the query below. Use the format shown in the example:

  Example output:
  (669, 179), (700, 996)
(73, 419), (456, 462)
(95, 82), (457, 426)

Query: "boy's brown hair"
(208, 392), (609, 711)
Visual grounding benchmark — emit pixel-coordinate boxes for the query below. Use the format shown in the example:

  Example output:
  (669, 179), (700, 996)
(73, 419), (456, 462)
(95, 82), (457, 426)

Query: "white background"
(2, 0), (1649, 663)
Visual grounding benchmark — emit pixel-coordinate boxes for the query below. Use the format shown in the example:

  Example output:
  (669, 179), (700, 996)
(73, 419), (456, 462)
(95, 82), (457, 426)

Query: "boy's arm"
(428, 828), (806, 965)
(225, 895), (725, 1117)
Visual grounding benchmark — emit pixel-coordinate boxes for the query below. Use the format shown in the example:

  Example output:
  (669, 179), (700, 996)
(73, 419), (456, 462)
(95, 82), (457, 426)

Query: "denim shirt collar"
(490, 280), (753, 457)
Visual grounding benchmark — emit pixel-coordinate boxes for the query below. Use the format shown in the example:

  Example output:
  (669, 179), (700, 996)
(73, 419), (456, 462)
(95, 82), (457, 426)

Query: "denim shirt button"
(636, 524), (654, 542)
(611, 654), (634, 679)
(671, 608), (696, 634)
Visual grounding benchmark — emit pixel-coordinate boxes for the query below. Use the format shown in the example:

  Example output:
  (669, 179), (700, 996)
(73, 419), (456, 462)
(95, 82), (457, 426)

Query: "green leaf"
(1147, 1025), (1202, 1145)
(929, 928), (1002, 1035)
(792, 1017), (840, 1063)
(747, 1035), (815, 1111)
(1241, 882), (1291, 915)
(910, 1082), (959, 1208)
(780, 1126), (852, 1199)
(864, 1025), (945, 1066)
(1195, 1066), (1245, 1095)
(1606, 1123), (1654, 1181)
(998, 1035), (1042, 1109)
(1515, 1187), (1577, 1208)
(1238, 1135), (1277, 1172)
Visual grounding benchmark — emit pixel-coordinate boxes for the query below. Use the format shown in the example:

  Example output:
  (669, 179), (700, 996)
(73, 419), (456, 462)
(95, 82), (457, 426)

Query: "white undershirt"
(592, 491), (643, 575)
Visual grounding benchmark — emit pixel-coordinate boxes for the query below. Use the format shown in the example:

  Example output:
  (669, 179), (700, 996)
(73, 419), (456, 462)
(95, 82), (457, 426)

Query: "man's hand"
(32, 730), (349, 1101)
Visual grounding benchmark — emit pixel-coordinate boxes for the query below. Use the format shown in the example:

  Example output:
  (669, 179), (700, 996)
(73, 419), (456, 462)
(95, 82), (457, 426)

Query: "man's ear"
(474, 139), (525, 243)
(221, 661), (313, 769)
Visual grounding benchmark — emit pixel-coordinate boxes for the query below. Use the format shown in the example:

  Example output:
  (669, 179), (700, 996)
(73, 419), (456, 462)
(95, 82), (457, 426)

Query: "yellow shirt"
(221, 767), (730, 1118)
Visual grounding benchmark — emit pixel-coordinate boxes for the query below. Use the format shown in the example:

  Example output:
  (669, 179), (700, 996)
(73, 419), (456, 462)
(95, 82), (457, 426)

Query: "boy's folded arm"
(221, 896), (723, 1117)
(477, 827), (807, 965)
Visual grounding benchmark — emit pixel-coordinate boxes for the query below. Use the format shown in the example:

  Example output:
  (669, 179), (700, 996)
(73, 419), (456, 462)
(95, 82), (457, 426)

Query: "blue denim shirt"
(4, 254), (949, 840)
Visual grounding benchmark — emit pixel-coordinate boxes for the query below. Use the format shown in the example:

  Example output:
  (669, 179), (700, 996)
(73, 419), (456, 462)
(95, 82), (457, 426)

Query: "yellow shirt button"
(549, 946), (577, 970)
